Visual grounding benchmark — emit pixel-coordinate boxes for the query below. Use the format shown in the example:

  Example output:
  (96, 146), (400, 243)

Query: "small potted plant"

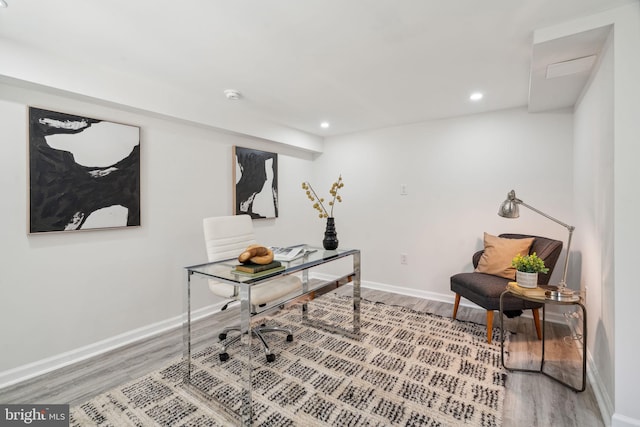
(512, 252), (549, 288)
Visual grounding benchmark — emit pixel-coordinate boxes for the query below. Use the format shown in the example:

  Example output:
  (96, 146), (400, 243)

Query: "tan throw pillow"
(475, 233), (535, 280)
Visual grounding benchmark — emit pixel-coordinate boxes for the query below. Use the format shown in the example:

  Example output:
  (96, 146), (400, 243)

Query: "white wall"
(0, 81), (574, 386)
(319, 107), (574, 298)
(0, 83), (316, 380)
(611, 3), (640, 426)
(574, 29), (615, 418)
(549, 3), (640, 425)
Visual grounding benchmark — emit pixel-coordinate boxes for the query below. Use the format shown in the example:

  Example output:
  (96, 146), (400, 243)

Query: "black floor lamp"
(498, 190), (575, 299)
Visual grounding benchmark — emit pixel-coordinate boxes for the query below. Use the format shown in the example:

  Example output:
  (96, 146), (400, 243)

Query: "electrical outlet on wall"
(400, 253), (408, 265)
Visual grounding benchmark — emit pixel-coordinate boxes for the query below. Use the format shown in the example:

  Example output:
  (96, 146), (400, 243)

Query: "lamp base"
(545, 288), (578, 301)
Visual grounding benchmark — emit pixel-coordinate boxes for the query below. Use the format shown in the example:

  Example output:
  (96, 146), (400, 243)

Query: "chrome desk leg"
(353, 251), (361, 336)
(182, 270), (193, 385)
(500, 291), (505, 368)
(300, 250), (361, 340)
(301, 267), (309, 322)
(239, 282), (253, 425)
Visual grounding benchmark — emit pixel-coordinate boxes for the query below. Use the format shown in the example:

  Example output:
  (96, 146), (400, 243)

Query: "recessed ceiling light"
(469, 92), (483, 101)
(320, 122), (330, 129)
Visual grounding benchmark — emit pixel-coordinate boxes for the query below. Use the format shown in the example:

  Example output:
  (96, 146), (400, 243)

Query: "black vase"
(323, 217), (339, 250)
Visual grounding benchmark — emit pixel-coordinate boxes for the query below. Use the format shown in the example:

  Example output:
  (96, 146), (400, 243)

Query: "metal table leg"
(499, 290), (586, 392)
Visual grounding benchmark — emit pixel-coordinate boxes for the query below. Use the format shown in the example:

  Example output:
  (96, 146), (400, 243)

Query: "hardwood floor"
(0, 286), (603, 426)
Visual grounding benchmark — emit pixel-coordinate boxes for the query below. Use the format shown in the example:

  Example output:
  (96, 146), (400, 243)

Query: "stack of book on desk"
(232, 261), (285, 278)
(507, 281), (546, 298)
(271, 246), (304, 261)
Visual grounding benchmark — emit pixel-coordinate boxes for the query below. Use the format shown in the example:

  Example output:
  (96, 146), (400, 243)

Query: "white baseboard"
(0, 303), (222, 390)
(587, 350), (614, 426)
(612, 414), (640, 427)
(354, 276), (459, 305)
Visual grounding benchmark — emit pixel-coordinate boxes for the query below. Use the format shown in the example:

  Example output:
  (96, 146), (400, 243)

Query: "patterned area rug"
(70, 293), (507, 426)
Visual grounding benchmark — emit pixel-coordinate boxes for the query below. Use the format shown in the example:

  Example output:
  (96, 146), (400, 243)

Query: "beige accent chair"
(450, 234), (563, 343)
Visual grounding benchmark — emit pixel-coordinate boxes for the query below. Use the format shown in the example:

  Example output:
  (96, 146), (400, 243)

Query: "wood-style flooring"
(0, 286), (603, 426)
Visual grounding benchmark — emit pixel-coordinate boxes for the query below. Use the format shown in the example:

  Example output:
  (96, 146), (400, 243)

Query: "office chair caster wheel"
(266, 354), (275, 363)
(218, 333), (227, 340)
(286, 335), (293, 342)
(219, 352), (229, 362)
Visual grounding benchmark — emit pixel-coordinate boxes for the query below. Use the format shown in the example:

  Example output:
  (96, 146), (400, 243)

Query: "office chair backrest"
(203, 214), (302, 307)
(203, 215), (256, 298)
(203, 215), (256, 263)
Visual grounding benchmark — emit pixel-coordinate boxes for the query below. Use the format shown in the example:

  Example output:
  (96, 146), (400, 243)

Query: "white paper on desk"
(271, 246), (304, 261)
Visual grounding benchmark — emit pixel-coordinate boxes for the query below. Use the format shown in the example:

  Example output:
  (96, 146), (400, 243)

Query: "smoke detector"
(224, 89), (242, 100)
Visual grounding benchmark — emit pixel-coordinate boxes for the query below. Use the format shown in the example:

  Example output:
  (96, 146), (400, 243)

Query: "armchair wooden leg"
(486, 310), (494, 344)
(453, 294), (461, 319)
(532, 308), (542, 340)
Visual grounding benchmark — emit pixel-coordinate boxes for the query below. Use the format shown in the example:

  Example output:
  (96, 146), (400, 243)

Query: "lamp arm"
(519, 200), (575, 289)
(519, 201), (575, 232)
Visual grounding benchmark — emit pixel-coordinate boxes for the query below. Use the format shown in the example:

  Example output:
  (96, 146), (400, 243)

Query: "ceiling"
(0, 1), (635, 139)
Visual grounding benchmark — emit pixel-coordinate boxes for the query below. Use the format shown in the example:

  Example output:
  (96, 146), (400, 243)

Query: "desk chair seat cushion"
(208, 274), (301, 306)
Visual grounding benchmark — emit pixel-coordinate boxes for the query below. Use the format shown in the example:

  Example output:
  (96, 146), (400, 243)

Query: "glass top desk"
(182, 245), (361, 426)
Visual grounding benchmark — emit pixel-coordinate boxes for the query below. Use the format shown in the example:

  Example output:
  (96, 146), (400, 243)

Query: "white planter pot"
(516, 271), (538, 288)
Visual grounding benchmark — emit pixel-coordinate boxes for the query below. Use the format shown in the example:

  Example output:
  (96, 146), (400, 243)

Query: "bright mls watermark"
(1, 405), (69, 426)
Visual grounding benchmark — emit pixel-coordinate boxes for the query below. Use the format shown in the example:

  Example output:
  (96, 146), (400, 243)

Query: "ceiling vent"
(546, 55), (597, 79)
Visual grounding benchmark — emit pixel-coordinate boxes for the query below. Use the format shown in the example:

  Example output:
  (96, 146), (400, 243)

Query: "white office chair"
(203, 215), (302, 362)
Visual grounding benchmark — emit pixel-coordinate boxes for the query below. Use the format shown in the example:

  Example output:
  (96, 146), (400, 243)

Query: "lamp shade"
(498, 190), (520, 218)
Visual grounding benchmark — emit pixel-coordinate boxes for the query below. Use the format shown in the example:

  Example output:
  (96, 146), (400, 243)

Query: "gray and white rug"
(71, 293), (507, 426)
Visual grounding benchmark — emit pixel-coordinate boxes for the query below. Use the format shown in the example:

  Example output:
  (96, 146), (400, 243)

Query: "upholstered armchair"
(450, 233), (563, 343)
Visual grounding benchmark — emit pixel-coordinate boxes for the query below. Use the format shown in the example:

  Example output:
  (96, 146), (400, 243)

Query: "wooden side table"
(499, 289), (587, 392)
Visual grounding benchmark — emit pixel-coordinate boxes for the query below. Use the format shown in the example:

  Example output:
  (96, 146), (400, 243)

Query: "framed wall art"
(233, 146), (278, 219)
(28, 107), (141, 233)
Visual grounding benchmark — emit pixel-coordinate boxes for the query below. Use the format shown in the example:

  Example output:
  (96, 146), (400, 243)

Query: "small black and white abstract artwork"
(233, 146), (278, 219)
(28, 107), (141, 233)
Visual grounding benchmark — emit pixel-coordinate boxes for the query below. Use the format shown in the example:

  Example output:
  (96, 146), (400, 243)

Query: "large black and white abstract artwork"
(233, 146), (278, 219)
(28, 107), (141, 233)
